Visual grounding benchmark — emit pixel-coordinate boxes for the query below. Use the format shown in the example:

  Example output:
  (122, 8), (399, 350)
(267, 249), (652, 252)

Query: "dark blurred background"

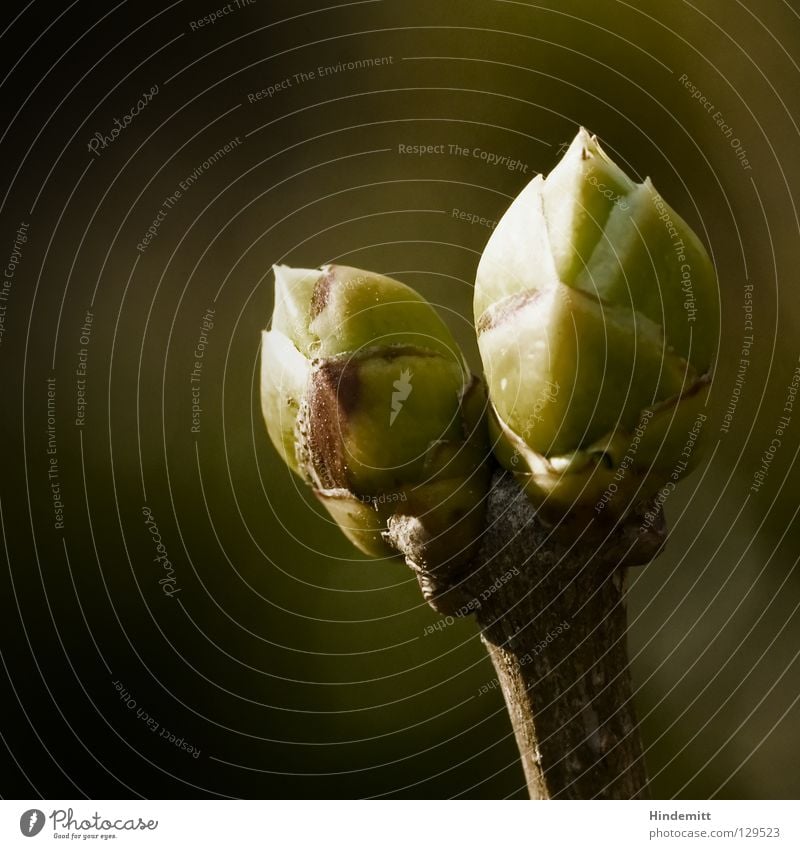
(0, 0), (798, 799)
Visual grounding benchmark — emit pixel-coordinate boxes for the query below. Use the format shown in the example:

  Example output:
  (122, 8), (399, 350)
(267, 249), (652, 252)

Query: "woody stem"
(409, 471), (665, 799)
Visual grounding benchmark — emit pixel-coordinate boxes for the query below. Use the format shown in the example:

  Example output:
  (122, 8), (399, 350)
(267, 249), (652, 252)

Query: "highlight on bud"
(261, 264), (489, 566)
(474, 128), (719, 515)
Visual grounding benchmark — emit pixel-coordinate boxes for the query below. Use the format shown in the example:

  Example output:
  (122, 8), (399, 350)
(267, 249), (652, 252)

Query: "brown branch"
(388, 470), (667, 800)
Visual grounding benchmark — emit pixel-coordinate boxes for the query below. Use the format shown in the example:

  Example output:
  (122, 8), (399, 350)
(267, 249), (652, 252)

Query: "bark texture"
(388, 470), (667, 800)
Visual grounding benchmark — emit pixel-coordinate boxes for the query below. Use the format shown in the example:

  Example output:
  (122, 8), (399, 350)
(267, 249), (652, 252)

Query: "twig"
(389, 470), (666, 799)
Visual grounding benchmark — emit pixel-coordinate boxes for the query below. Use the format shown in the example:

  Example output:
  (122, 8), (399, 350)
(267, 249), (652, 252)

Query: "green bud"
(475, 129), (718, 515)
(262, 264), (489, 564)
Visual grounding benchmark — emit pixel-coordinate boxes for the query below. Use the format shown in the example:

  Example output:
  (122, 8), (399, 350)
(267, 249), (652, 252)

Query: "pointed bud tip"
(548, 127), (640, 198)
(272, 264), (320, 297)
(565, 126), (601, 163)
(576, 125), (596, 152)
(270, 264), (324, 343)
(547, 128), (603, 182)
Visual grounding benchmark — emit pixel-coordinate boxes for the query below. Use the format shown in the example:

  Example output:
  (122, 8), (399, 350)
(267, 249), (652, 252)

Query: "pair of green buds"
(261, 129), (718, 571)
